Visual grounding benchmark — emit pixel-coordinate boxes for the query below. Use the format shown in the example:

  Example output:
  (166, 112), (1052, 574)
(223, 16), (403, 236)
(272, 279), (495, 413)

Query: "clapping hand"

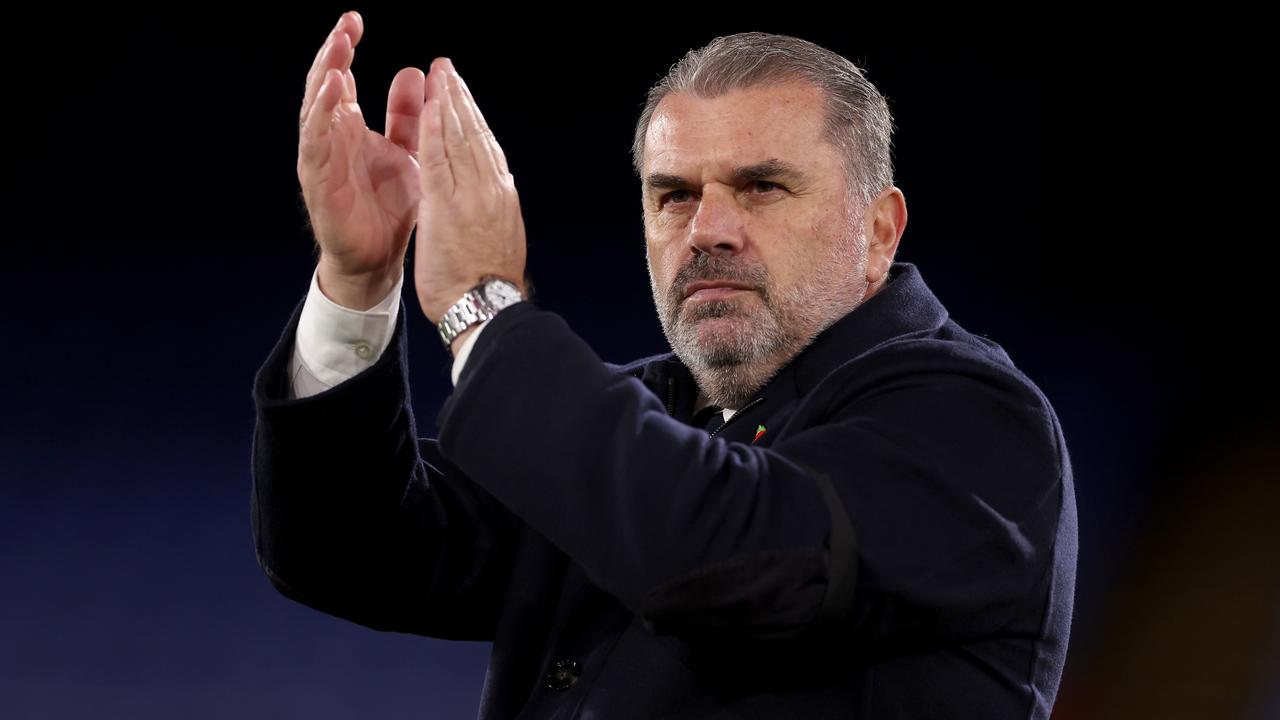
(296, 11), (426, 310)
(412, 58), (528, 344)
(295, 11), (528, 342)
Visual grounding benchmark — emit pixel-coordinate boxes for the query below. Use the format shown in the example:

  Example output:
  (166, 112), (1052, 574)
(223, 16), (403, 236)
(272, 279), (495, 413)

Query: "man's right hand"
(298, 11), (427, 310)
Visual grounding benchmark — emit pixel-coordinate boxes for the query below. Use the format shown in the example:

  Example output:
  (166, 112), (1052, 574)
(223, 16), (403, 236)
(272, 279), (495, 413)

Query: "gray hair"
(630, 32), (896, 208)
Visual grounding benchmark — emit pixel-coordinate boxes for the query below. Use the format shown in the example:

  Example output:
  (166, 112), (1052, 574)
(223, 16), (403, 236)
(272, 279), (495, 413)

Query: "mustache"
(669, 254), (770, 304)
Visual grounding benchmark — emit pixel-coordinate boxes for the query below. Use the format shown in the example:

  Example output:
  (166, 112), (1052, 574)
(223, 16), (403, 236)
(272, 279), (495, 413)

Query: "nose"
(688, 184), (746, 256)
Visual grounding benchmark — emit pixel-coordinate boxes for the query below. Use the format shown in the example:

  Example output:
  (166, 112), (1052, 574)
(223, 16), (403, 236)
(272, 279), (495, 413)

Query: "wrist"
(317, 257), (402, 311)
(449, 324), (479, 359)
(421, 282), (476, 325)
(433, 276), (525, 350)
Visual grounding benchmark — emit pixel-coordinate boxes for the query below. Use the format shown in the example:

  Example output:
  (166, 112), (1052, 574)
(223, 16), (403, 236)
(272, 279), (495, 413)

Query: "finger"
(436, 59), (476, 188)
(386, 67), (426, 154)
(418, 66), (453, 199)
(445, 60), (506, 181)
(345, 10), (364, 47)
(339, 11), (364, 104)
(457, 72), (511, 178)
(302, 32), (355, 125)
(302, 15), (345, 106)
(300, 68), (345, 174)
(339, 14), (363, 105)
(301, 12), (359, 125)
(301, 36), (340, 125)
(342, 62), (358, 105)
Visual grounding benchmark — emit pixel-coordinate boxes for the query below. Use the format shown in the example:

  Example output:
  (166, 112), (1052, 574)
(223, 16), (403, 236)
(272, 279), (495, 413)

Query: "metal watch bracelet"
(436, 277), (524, 347)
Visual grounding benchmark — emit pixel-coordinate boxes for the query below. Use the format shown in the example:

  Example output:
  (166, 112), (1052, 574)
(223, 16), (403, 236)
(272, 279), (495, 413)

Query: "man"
(252, 11), (1077, 719)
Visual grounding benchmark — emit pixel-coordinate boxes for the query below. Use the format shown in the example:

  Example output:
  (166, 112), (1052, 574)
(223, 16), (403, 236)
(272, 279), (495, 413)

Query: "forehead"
(643, 81), (836, 177)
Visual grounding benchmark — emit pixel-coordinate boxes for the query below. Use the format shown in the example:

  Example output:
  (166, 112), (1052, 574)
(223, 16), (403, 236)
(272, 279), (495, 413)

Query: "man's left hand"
(414, 57), (527, 325)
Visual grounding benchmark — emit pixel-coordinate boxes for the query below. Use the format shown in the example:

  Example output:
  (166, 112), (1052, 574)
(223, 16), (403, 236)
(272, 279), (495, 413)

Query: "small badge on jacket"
(752, 424), (767, 444)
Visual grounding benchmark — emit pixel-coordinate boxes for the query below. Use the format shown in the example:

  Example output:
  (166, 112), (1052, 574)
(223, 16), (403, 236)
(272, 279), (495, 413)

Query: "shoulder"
(815, 320), (1068, 478)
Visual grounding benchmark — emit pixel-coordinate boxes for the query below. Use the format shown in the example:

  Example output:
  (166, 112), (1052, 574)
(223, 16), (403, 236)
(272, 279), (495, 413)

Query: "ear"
(864, 186), (907, 286)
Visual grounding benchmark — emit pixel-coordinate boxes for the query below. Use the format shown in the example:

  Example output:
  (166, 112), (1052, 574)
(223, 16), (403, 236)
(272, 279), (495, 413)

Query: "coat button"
(545, 658), (581, 690)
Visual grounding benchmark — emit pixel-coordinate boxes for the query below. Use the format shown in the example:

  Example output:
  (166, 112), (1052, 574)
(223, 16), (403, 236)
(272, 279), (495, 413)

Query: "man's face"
(642, 81), (869, 380)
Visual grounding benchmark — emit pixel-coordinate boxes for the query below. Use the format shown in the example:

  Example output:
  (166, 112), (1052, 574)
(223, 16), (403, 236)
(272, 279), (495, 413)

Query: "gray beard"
(647, 210), (868, 409)
(666, 297), (811, 409)
(654, 261), (863, 409)
(686, 350), (793, 411)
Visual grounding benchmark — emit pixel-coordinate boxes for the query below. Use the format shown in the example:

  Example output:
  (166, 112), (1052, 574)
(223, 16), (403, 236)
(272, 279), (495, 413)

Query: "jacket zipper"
(709, 396), (765, 439)
(665, 377), (676, 417)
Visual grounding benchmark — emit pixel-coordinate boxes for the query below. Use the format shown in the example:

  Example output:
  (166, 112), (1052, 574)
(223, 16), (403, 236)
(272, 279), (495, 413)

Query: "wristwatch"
(436, 276), (525, 348)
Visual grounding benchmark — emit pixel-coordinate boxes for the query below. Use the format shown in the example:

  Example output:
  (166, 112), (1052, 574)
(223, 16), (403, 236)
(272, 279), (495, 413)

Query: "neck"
(693, 391), (734, 414)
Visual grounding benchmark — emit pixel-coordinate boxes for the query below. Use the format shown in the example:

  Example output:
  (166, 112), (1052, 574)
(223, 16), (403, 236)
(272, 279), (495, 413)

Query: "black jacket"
(250, 261), (1077, 719)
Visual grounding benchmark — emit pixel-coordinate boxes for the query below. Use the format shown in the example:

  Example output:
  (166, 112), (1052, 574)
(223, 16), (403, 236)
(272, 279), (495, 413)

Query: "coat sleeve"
(436, 302), (1067, 647)
(250, 295), (522, 641)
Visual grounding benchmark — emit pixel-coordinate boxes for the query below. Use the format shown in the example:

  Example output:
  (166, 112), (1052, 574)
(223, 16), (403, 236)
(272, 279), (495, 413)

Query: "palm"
(304, 113), (420, 274)
(297, 15), (427, 280)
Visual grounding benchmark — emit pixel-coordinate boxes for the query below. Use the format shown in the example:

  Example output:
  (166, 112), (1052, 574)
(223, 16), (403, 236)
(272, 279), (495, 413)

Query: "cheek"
(647, 240), (684, 284)
(756, 214), (825, 280)
(793, 209), (852, 265)
(644, 206), (685, 236)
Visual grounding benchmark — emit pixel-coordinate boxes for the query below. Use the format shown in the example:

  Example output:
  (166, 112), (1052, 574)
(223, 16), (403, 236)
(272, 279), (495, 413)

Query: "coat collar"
(629, 262), (950, 421)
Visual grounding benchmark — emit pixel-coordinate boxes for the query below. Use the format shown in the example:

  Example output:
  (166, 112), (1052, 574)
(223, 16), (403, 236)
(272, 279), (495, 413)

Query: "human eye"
(749, 180), (782, 194)
(661, 189), (693, 206)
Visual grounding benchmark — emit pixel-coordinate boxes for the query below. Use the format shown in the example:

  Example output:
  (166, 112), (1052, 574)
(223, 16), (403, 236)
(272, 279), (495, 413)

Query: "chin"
(687, 313), (748, 340)
(681, 321), (761, 367)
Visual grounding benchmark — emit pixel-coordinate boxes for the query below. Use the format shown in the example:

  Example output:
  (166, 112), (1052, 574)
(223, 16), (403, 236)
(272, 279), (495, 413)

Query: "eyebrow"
(643, 158), (810, 194)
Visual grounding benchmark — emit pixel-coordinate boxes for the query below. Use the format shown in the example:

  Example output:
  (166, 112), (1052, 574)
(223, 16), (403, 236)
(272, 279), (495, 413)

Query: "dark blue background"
(5, 8), (1274, 719)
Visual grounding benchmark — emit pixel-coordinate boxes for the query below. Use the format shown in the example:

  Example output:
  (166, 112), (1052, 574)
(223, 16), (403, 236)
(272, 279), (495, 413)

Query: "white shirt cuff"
(451, 319), (491, 386)
(289, 266), (403, 398)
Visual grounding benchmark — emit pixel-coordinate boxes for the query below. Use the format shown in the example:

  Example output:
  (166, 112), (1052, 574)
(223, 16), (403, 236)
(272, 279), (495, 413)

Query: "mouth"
(683, 280), (755, 302)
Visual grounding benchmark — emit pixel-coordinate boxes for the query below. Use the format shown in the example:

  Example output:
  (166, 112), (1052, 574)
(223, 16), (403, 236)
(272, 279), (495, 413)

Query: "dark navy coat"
(250, 261), (1077, 719)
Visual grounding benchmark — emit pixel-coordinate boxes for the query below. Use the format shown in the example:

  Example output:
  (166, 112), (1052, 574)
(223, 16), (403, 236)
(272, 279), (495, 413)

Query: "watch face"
(484, 279), (523, 308)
